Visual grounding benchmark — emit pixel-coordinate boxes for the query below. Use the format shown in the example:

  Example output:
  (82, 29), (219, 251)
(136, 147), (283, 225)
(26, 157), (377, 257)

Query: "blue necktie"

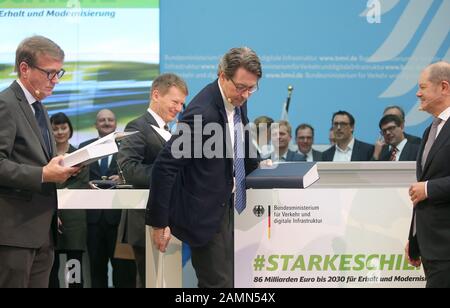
(32, 101), (52, 156)
(234, 107), (246, 214)
(100, 156), (109, 177)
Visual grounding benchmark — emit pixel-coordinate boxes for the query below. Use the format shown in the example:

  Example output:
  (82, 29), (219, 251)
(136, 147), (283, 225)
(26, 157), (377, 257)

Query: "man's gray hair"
(15, 35), (64, 77)
(427, 61), (450, 85)
(218, 47), (262, 79)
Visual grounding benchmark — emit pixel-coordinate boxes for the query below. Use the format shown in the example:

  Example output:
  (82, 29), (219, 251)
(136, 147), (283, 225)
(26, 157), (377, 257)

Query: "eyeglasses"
(229, 78), (258, 94)
(33, 66), (65, 81)
(332, 122), (350, 129)
(380, 125), (398, 136)
(297, 136), (313, 141)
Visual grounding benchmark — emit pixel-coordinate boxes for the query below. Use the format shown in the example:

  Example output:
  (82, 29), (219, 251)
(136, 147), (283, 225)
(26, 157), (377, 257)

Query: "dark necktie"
(32, 101), (52, 156)
(389, 146), (399, 161)
(164, 124), (170, 132)
(234, 107), (246, 214)
(100, 156), (109, 177)
(421, 117), (442, 169)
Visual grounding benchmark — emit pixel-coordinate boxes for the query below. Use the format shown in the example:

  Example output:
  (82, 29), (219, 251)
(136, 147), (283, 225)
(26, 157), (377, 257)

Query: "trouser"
(191, 202), (234, 288)
(49, 250), (84, 288)
(0, 233), (54, 288)
(422, 258), (450, 288)
(133, 246), (146, 288)
(87, 217), (136, 288)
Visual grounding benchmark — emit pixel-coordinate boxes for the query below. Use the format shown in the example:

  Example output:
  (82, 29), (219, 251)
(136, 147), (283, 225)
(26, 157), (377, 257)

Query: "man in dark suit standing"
(406, 61), (450, 288)
(80, 109), (135, 288)
(146, 47), (261, 288)
(117, 73), (188, 288)
(0, 36), (79, 288)
(295, 123), (322, 162)
(372, 115), (420, 161)
(322, 111), (374, 162)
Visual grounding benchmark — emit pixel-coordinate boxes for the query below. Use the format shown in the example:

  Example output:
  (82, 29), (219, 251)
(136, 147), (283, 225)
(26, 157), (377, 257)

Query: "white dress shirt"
(390, 138), (408, 161)
(17, 79), (38, 114)
(148, 108), (167, 130)
(333, 138), (355, 162)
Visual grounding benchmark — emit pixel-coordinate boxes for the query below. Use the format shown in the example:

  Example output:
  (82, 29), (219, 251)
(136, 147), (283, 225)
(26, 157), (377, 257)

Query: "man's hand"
(259, 159), (273, 169)
(409, 182), (427, 207)
(405, 241), (422, 268)
(43, 156), (80, 184)
(108, 175), (121, 183)
(152, 227), (172, 253)
(372, 137), (385, 160)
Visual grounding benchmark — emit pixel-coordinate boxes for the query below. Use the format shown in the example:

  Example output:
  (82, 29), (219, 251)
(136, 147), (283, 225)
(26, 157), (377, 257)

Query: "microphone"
(417, 95), (443, 111)
(285, 85), (294, 113)
(28, 80), (43, 100)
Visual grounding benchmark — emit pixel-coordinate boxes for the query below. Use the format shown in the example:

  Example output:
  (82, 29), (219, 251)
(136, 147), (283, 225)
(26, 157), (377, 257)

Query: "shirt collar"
(298, 149), (313, 159)
(148, 107), (167, 129)
(218, 79), (235, 114)
(395, 138), (408, 153)
(437, 106), (450, 123)
(336, 138), (355, 153)
(16, 79), (37, 106)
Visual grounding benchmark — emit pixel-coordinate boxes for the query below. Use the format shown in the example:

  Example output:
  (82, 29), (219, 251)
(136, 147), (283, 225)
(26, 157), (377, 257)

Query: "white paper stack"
(62, 131), (138, 167)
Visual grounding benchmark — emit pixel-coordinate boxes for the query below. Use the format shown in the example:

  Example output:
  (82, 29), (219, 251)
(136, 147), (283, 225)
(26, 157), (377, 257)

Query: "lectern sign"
(235, 189), (426, 288)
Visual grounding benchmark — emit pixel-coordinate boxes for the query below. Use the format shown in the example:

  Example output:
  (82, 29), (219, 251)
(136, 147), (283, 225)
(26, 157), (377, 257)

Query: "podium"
(235, 162), (426, 288)
(57, 189), (182, 288)
(58, 162), (425, 288)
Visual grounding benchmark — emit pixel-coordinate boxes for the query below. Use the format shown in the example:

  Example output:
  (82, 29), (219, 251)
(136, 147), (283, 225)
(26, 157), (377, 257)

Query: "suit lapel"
(351, 140), (359, 161)
(11, 81), (52, 161)
(145, 112), (166, 146)
(416, 127), (429, 180)
(422, 120), (450, 178)
(212, 81), (233, 160)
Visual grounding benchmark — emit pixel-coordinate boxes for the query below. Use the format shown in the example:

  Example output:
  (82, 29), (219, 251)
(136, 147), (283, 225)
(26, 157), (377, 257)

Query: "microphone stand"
(285, 85), (294, 114)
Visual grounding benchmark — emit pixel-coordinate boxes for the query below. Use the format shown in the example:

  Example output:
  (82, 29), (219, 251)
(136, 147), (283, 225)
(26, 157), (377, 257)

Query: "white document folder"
(61, 131), (138, 167)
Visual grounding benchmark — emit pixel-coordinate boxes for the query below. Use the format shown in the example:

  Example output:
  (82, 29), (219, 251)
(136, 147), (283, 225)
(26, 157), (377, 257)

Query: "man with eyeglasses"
(295, 123), (322, 162)
(372, 114), (420, 161)
(146, 47), (261, 288)
(383, 105), (422, 145)
(0, 36), (80, 288)
(322, 110), (374, 162)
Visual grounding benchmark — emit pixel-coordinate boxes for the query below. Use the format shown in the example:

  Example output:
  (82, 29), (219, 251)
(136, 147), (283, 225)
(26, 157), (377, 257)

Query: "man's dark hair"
(384, 105), (405, 121)
(295, 123), (315, 138)
(379, 114), (403, 130)
(218, 47), (262, 79)
(15, 35), (64, 77)
(332, 110), (355, 127)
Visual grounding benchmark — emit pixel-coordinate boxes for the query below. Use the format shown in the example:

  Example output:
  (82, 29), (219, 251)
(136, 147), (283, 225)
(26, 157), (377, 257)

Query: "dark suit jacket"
(79, 138), (121, 226)
(378, 141), (420, 161)
(0, 81), (58, 249)
(312, 149), (323, 162)
(117, 112), (166, 247)
(409, 119), (450, 260)
(285, 150), (306, 162)
(322, 139), (375, 162)
(145, 80), (259, 247)
(405, 132), (422, 145)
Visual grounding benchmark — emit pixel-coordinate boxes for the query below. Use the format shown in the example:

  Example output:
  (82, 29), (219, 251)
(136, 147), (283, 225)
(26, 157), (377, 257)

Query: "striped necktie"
(234, 107), (246, 214)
